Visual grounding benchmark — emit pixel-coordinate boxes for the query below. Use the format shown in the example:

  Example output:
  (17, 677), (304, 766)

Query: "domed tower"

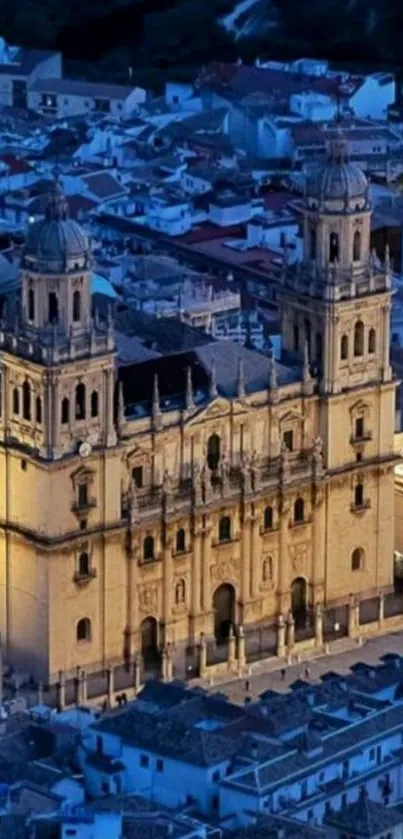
(282, 130), (392, 395)
(22, 180), (92, 336)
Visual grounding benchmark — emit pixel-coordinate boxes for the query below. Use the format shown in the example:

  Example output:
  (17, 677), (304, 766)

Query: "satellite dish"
(78, 441), (92, 458)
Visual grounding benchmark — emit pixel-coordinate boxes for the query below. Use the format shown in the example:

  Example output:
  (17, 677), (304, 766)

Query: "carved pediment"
(126, 444), (151, 465)
(349, 399), (369, 417)
(279, 410), (304, 425)
(71, 465), (94, 483)
(184, 398), (231, 427)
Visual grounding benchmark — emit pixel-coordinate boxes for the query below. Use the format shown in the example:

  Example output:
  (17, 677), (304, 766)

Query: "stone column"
(276, 613), (286, 658)
(163, 535), (173, 639)
(106, 666), (114, 706)
(378, 593), (385, 628)
(74, 667), (81, 706)
(241, 509), (251, 608)
(315, 603), (323, 648)
(199, 633), (207, 678)
(166, 644), (173, 682)
(250, 514), (260, 599)
(133, 656), (141, 694)
(201, 523), (211, 614)
(191, 528), (202, 621)
(348, 596), (359, 637)
(57, 671), (66, 711)
(286, 611), (295, 654)
(237, 625), (246, 671)
(278, 500), (290, 614)
(80, 670), (87, 704)
(312, 489), (326, 602)
(227, 626), (236, 670)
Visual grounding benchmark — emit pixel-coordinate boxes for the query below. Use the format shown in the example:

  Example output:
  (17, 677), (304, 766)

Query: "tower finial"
(118, 381), (125, 428)
(329, 126), (348, 165)
(46, 178), (68, 222)
(209, 359), (217, 399)
(268, 349), (278, 392)
(152, 373), (161, 417)
(237, 357), (245, 399)
(185, 365), (194, 410)
(303, 340), (311, 381)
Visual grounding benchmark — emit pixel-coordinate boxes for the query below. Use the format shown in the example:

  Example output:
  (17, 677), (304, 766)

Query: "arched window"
(22, 380), (31, 421)
(309, 227), (316, 260)
(293, 323), (299, 352)
(352, 547), (364, 571)
(354, 321), (364, 357)
(341, 334), (349, 360)
(219, 516), (231, 542)
(61, 397), (69, 424)
(354, 483), (364, 508)
(207, 433), (221, 471)
(294, 497), (304, 524)
(73, 290), (81, 323)
(13, 387), (20, 415)
(143, 535), (154, 562)
(262, 557), (273, 582)
(76, 617), (91, 642)
(91, 390), (99, 418)
(175, 579), (185, 604)
(264, 506), (273, 530)
(368, 328), (376, 354)
(79, 552), (89, 576)
(48, 292), (59, 324)
(28, 288), (35, 321)
(329, 232), (339, 262)
(75, 383), (86, 420)
(176, 528), (185, 553)
(353, 230), (361, 262)
(35, 396), (42, 424)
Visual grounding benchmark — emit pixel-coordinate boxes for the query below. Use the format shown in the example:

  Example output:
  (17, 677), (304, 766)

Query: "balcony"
(73, 568), (97, 586)
(350, 431), (373, 446)
(72, 497), (97, 514)
(351, 499), (371, 515)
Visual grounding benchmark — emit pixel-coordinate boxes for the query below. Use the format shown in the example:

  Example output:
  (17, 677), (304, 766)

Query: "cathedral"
(0, 135), (398, 682)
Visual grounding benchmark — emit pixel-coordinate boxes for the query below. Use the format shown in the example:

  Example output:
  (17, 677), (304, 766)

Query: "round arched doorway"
(140, 617), (159, 669)
(291, 577), (307, 627)
(213, 583), (235, 642)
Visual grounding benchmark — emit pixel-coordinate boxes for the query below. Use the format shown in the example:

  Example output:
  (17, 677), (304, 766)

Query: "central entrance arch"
(140, 617), (159, 669)
(213, 583), (235, 642)
(291, 577), (307, 627)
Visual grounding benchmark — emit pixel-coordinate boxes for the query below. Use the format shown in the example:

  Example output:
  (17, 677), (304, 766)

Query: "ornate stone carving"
(312, 436), (324, 481)
(138, 584), (158, 614)
(210, 559), (239, 585)
(289, 542), (309, 576)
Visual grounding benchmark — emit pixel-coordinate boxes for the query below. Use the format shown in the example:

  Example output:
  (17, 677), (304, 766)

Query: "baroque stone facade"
(0, 144), (398, 681)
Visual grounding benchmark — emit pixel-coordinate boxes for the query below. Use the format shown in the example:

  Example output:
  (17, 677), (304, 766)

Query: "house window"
(91, 390), (99, 418)
(76, 617), (91, 642)
(48, 292), (59, 324)
(61, 397), (69, 424)
(143, 535), (154, 561)
(341, 334), (348, 360)
(354, 482), (364, 508)
(36, 396), (42, 424)
(73, 290), (81, 322)
(354, 321), (364, 357)
(156, 759), (164, 773)
(132, 466), (143, 488)
(28, 287), (35, 321)
(283, 430), (293, 451)
(78, 552), (89, 576)
(22, 380), (31, 421)
(264, 506), (273, 530)
(355, 417), (364, 439)
(176, 528), (185, 553)
(13, 387), (19, 415)
(352, 547), (364, 571)
(140, 754), (149, 768)
(294, 497), (304, 524)
(219, 516), (231, 542)
(207, 433), (221, 470)
(368, 328), (376, 354)
(78, 483), (88, 508)
(353, 230), (361, 261)
(75, 383), (86, 420)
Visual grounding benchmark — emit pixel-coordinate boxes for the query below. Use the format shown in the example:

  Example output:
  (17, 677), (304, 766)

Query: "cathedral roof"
(305, 130), (369, 206)
(23, 181), (90, 271)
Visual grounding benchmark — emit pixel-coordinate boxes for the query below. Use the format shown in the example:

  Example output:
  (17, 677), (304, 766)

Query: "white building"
(28, 79), (146, 120)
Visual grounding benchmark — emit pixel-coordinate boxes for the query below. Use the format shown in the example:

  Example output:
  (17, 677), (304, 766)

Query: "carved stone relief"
(138, 584), (159, 614)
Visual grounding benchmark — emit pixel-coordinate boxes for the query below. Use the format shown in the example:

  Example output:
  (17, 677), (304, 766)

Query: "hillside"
(0, 0), (401, 88)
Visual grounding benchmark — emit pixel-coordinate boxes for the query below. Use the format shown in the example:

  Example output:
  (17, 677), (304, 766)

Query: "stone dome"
(306, 131), (370, 207)
(23, 181), (91, 271)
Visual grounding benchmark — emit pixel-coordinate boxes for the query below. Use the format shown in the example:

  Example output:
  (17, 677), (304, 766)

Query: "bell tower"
(0, 181), (116, 460)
